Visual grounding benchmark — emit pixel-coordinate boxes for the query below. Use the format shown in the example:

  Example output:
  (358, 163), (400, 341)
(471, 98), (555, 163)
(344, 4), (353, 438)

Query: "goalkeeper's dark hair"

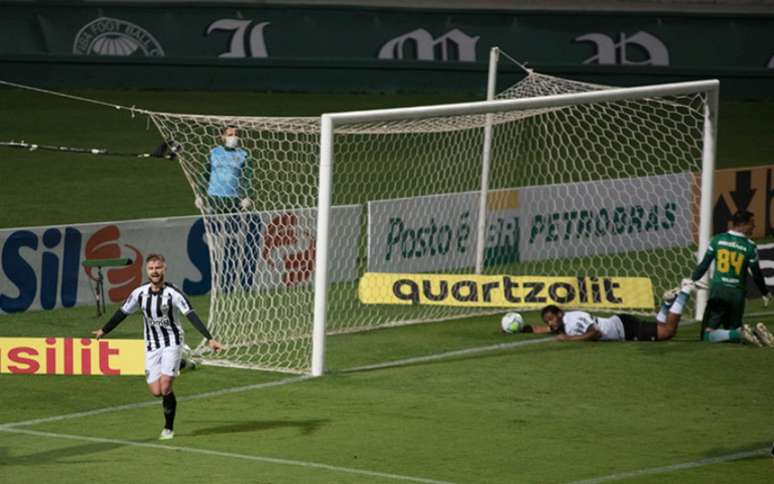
(731, 210), (754, 226)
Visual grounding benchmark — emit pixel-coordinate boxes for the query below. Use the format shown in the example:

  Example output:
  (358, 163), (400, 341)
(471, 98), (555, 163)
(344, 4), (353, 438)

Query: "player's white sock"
(705, 329), (733, 343)
(656, 300), (671, 323)
(668, 290), (691, 315)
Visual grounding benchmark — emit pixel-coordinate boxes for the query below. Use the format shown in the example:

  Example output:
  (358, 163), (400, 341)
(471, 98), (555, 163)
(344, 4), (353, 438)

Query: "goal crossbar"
(321, 79), (719, 127)
(313, 79), (720, 376)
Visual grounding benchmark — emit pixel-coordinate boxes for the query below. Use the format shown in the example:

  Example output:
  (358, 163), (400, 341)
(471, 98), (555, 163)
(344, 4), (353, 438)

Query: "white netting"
(149, 114), (321, 373)
(496, 70), (611, 99)
(149, 72), (708, 374)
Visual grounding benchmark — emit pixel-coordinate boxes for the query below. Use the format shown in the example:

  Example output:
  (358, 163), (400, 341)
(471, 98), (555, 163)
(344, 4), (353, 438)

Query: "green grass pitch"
(2, 87), (774, 482)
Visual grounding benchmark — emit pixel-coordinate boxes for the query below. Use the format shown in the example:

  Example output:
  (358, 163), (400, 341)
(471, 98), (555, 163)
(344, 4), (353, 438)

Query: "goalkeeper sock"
(703, 329), (740, 343)
(668, 291), (691, 316)
(656, 301), (671, 323)
(162, 392), (177, 431)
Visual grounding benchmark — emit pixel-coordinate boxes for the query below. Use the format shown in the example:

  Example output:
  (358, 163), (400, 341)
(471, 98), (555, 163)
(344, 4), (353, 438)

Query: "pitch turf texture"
(2, 89), (774, 483)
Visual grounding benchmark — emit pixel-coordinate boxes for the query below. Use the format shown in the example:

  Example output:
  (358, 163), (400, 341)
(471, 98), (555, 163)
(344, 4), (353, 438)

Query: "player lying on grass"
(93, 254), (222, 440)
(676, 210), (774, 346)
(509, 280), (696, 342)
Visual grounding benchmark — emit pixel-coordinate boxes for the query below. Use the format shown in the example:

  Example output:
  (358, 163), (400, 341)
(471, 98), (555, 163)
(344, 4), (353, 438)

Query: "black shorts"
(617, 314), (658, 342)
(700, 286), (746, 337)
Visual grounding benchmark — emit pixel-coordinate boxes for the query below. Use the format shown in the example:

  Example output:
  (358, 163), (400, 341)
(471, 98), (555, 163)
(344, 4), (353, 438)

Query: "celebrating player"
(680, 210), (773, 346)
(93, 254), (221, 440)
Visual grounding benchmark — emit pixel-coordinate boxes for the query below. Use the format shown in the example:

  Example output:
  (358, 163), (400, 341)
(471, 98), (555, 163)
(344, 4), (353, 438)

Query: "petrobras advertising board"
(367, 190), (520, 273)
(367, 173), (693, 272)
(520, 173), (694, 261)
(0, 205), (360, 314)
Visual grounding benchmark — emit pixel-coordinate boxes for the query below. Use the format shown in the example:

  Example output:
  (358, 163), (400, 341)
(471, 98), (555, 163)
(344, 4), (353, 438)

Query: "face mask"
(224, 135), (239, 148)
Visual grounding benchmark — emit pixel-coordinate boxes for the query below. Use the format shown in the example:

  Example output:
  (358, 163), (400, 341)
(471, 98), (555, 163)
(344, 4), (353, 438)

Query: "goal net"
(148, 72), (716, 374)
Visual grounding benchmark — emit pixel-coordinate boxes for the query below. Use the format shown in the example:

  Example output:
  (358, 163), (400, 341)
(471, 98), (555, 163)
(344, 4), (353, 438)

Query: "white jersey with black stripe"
(562, 311), (625, 341)
(120, 283), (192, 351)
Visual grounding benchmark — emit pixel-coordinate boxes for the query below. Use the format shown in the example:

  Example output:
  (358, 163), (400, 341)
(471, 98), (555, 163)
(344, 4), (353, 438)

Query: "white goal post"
(313, 79), (719, 376)
(147, 69), (717, 376)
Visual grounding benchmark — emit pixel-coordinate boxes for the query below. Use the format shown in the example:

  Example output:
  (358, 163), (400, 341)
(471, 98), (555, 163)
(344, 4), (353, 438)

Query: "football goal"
(148, 63), (718, 376)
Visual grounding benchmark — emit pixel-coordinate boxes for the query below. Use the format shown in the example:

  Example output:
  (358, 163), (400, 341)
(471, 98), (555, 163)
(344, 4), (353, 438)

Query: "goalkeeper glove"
(194, 196), (205, 210)
(763, 294), (771, 308)
(239, 198), (253, 210)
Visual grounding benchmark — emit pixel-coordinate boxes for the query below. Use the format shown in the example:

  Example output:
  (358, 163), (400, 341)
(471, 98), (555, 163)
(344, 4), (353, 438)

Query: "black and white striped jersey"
(120, 283), (192, 351)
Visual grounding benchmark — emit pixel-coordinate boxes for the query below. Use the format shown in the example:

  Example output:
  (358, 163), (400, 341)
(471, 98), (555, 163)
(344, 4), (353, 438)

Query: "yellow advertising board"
(0, 337), (145, 375)
(359, 273), (654, 310)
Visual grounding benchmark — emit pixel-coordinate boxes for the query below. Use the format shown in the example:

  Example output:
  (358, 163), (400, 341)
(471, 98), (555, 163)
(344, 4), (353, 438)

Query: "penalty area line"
(566, 447), (770, 483)
(0, 427), (454, 484)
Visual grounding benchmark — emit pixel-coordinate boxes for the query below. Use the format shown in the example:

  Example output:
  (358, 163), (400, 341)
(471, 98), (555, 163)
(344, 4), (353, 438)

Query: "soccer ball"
(179, 344), (198, 371)
(501, 312), (524, 334)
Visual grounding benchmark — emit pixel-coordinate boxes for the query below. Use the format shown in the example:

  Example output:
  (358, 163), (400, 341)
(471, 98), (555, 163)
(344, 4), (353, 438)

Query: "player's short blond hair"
(145, 254), (166, 264)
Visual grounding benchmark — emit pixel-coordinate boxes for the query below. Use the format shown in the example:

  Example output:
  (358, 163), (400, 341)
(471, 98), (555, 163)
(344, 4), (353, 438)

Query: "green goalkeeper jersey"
(692, 230), (761, 290)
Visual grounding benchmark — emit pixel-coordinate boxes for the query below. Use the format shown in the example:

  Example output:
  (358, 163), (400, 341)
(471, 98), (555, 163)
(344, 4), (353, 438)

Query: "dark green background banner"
(1, 4), (772, 94)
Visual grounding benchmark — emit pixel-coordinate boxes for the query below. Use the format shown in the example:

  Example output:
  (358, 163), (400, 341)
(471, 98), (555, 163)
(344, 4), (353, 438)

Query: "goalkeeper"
(679, 210), (773, 346)
(195, 125), (254, 214)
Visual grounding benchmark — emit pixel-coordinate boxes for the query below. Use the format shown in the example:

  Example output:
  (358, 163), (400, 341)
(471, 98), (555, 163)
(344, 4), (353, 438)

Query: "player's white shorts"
(145, 345), (182, 384)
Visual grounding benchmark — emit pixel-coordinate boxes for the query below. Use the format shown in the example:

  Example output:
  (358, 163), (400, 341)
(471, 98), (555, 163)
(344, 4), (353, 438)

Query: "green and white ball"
(501, 312), (524, 334)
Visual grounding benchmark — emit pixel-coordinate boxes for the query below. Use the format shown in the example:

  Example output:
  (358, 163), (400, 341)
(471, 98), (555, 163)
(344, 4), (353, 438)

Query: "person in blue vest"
(195, 125), (253, 213)
(195, 125), (258, 292)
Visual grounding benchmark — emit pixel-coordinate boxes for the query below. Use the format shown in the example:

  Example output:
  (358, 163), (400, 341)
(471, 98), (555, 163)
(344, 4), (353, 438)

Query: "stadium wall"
(7, 0), (774, 14)
(0, 2), (772, 96)
(2, 165), (774, 314)
(0, 205), (362, 314)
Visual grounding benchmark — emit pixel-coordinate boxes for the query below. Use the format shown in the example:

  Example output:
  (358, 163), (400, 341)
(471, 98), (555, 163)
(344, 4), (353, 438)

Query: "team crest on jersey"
(73, 17), (165, 56)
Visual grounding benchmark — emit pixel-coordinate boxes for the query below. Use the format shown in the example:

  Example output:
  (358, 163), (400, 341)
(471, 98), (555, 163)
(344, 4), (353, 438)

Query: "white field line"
(342, 316), (704, 373)
(566, 447), (770, 483)
(340, 336), (555, 372)
(0, 375), (312, 430)
(742, 310), (774, 319)
(1, 316), (761, 483)
(1, 317), (706, 429)
(0, 427), (453, 484)
(0, 337), (556, 429)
